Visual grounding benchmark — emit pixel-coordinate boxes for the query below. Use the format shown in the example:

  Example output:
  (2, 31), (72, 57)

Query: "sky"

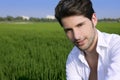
(0, 0), (120, 19)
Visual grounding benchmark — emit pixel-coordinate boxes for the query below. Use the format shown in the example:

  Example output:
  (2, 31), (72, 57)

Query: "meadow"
(0, 22), (120, 80)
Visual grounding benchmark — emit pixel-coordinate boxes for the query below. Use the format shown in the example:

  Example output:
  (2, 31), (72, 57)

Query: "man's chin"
(76, 45), (89, 51)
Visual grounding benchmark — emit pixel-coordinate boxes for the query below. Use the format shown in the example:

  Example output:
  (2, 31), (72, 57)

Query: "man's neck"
(85, 29), (98, 54)
(85, 50), (98, 80)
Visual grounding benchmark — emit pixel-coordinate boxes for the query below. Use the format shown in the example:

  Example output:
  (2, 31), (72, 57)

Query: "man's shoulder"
(109, 33), (120, 49)
(68, 46), (80, 57)
(98, 30), (120, 47)
(103, 32), (120, 45)
(66, 46), (81, 64)
(101, 31), (120, 39)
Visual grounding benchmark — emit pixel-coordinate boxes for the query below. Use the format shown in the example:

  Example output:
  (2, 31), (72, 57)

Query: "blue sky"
(0, 0), (120, 19)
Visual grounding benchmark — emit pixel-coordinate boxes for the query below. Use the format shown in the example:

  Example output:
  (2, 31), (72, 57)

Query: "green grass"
(0, 22), (73, 80)
(97, 22), (120, 34)
(0, 22), (120, 80)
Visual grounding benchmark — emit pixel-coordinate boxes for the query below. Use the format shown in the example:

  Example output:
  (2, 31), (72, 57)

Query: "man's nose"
(73, 29), (81, 40)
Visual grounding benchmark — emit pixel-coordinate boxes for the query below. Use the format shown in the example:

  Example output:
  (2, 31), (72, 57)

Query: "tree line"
(99, 18), (120, 22)
(0, 16), (120, 22)
(0, 16), (57, 22)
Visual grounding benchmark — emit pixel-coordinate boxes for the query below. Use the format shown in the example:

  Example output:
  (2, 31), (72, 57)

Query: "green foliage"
(0, 22), (120, 80)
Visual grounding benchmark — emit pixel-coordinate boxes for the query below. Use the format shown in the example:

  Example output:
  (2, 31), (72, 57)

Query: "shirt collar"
(96, 29), (109, 59)
(97, 29), (108, 48)
(78, 29), (109, 64)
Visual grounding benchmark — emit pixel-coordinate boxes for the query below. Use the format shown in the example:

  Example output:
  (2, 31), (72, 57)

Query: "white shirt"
(66, 30), (120, 80)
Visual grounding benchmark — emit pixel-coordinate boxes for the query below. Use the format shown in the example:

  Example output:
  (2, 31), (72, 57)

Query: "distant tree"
(6, 16), (14, 21)
(15, 16), (23, 21)
(29, 17), (41, 22)
(117, 18), (120, 22)
(0, 17), (5, 21)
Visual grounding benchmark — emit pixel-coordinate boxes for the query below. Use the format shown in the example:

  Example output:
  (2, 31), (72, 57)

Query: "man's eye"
(64, 29), (72, 33)
(77, 23), (83, 27)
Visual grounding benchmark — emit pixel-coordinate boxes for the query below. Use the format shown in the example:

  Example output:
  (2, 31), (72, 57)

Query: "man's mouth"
(75, 39), (85, 46)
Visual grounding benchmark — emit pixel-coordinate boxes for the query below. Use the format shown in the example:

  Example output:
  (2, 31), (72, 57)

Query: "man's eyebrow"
(75, 21), (85, 27)
(64, 28), (72, 30)
(63, 27), (72, 32)
(63, 21), (86, 31)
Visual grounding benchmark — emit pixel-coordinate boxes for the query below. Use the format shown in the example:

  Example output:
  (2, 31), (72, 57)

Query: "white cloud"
(21, 16), (30, 20)
(46, 15), (55, 19)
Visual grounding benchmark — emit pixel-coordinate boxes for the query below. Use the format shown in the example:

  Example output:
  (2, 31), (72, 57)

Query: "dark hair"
(55, 0), (95, 26)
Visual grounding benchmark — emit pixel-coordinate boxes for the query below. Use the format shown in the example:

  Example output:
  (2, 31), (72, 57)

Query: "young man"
(55, 0), (120, 80)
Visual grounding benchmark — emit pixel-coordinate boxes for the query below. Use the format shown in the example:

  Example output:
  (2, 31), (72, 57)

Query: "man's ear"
(92, 13), (97, 27)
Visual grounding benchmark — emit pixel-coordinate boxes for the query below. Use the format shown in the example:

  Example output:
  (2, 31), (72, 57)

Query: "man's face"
(61, 15), (97, 51)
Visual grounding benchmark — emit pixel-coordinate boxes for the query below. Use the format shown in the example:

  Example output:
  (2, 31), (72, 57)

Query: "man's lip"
(75, 39), (85, 46)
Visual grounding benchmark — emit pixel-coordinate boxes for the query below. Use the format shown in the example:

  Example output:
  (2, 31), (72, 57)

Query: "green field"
(0, 22), (120, 80)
